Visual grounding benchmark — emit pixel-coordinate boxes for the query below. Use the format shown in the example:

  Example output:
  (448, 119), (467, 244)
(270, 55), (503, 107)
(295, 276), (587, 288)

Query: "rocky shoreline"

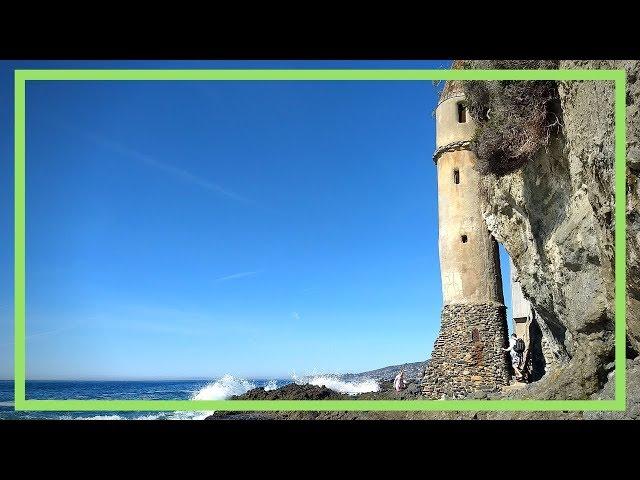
(205, 379), (424, 421)
(203, 355), (640, 420)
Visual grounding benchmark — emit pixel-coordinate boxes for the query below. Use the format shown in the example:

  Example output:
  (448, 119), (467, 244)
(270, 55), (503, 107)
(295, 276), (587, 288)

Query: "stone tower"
(421, 76), (510, 399)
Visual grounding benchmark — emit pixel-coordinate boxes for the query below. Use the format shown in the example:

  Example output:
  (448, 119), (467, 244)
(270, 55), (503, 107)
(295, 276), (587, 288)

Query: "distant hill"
(341, 360), (428, 383)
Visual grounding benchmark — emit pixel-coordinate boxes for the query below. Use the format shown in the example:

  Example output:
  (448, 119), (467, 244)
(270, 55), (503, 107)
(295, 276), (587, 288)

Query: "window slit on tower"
(472, 328), (480, 342)
(457, 102), (466, 123)
(453, 168), (460, 184)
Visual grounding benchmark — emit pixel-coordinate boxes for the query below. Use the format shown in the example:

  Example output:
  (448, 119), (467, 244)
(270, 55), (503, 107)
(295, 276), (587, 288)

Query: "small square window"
(461, 235), (468, 243)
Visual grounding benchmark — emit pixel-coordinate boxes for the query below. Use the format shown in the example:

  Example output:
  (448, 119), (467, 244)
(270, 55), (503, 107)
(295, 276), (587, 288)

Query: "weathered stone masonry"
(422, 303), (510, 399)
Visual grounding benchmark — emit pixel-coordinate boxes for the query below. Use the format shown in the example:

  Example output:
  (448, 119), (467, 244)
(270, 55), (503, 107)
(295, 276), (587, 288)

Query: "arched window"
(457, 102), (467, 123)
(453, 168), (460, 185)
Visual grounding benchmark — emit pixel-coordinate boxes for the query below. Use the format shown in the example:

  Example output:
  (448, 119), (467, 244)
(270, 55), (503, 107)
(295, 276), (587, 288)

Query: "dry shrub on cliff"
(461, 60), (562, 176)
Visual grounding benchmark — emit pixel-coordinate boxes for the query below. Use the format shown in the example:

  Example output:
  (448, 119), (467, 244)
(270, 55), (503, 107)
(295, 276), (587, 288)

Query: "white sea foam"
(295, 374), (380, 395)
(191, 374), (256, 401)
(132, 414), (164, 420)
(63, 411), (215, 421)
(177, 374), (258, 420)
(164, 411), (211, 421)
(263, 379), (278, 391)
(62, 414), (125, 420)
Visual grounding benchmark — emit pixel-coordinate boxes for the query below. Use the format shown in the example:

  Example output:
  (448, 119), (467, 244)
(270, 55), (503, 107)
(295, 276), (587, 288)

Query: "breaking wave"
(295, 374), (380, 395)
(189, 373), (379, 400)
(191, 374), (256, 400)
(263, 379), (279, 391)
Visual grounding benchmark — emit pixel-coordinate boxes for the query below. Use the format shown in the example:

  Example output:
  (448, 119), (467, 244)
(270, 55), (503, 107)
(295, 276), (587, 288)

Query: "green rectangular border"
(14, 69), (627, 412)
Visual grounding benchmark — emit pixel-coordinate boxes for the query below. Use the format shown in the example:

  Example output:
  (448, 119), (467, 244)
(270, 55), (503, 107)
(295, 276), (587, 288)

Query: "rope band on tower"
(432, 140), (472, 164)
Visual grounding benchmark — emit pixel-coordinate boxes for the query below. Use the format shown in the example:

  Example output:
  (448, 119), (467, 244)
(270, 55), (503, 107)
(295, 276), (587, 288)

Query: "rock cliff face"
(623, 62), (640, 356)
(466, 60), (639, 404)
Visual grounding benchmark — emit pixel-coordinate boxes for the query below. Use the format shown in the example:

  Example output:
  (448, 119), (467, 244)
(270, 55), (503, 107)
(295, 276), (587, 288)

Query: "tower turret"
(422, 75), (511, 399)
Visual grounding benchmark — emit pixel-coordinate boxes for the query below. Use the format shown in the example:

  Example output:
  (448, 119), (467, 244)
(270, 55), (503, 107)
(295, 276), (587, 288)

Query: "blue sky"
(0, 60), (512, 380)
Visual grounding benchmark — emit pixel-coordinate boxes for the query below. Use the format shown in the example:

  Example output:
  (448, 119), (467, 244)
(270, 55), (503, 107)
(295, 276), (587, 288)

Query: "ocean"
(0, 374), (380, 420)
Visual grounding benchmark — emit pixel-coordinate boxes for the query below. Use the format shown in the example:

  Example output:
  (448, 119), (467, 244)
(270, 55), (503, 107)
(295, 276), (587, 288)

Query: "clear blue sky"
(0, 60), (512, 380)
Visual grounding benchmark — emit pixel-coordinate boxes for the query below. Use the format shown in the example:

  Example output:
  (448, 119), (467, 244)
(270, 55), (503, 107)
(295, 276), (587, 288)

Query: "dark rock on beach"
(206, 384), (343, 420)
(205, 379), (424, 420)
(232, 383), (344, 401)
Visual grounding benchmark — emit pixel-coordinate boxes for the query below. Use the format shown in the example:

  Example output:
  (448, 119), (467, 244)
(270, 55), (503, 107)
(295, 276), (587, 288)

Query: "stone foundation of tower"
(422, 303), (510, 399)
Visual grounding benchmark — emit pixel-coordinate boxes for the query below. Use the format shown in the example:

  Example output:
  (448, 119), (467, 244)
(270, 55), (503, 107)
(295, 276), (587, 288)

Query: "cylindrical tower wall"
(435, 95), (504, 306)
